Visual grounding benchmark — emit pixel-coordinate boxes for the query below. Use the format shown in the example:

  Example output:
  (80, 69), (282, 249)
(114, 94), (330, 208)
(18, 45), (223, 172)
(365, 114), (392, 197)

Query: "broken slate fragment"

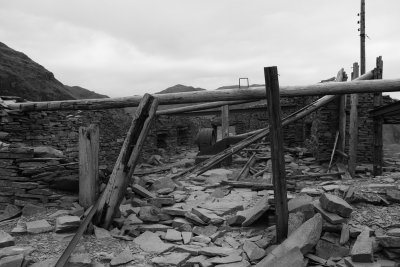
(210, 254), (242, 265)
(165, 229), (182, 242)
(131, 184), (156, 198)
(319, 193), (353, 218)
(134, 231), (174, 253)
(185, 212), (206, 225)
(110, 248), (135, 266)
(151, 252), (191, 267)
(0, 254), (24, 267)
(315, 239), (350, 259)
(138, 206), (161, 222)
(376, 235), (400, 248)
(0, 230), (15, 248)
(288, 212), (305, 235)
(55, 216), (80, 233)
(255, 247), (304, 267)
(387, 228), (400, 237)
(287, 194), (315, 220)
(68, 253), (92, 267)
(199, 246), (238, 257)
(26, 219), (53, 234)
(237, 195), (269, 226)
(313, 200), (346, 224)
(243, 240), (265, 262)
(351, 229), (374, 263)
(21, 203), (46, 217)
(199, 201), (244, 216)
(191, 208), (224, 225)
(192, 225), (218, 237)
(182, 232), (192, 244)
(93, 226), (112, 239)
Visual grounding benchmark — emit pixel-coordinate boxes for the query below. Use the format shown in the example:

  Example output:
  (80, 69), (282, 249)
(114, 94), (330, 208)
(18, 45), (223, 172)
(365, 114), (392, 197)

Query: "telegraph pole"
(359, 0), (366, 75)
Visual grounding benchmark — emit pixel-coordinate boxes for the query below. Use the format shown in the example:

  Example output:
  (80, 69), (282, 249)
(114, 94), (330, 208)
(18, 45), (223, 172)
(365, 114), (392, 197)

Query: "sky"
(0, 0), (400, 98)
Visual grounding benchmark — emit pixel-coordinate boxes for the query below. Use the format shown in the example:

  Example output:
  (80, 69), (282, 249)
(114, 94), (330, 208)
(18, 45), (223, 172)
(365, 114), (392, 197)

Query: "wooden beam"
(156, 100), (254, 115)
(264, 66), (288, 242)
(348, 62), (360, 177)
(234, 153), (257, 181)
(373, 56), (384, 176)
(171, 69), (375, 179)
(336, 68), (348, 160)
(221, 105), (229, 139)
(94, 94), (158, 228)
(7, 73), (400, 112)
(79, 124), (99, 209)
(371, 102), (400, 117)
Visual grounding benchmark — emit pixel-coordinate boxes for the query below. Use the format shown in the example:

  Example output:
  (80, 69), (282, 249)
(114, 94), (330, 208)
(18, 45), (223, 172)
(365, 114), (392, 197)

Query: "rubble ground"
(2, 146), (400, 266)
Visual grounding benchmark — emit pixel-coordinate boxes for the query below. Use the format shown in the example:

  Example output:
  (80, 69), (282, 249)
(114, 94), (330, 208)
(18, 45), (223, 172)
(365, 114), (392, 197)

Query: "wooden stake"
(94, 94), (158, 228)
(79, 124), (99, 209)
(327, 131), (339, 172)
(349, 62), (360, 176)
(373, 56), (383, 176)
(234, 153), (257, 181)
(264, 66), (288, 242)
(221, 105), (229, 139)
(360, 0), (366, 75)
(336, 69), (348, 159)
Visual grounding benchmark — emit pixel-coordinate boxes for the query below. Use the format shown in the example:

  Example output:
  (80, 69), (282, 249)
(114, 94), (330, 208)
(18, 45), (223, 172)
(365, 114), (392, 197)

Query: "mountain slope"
(0, 42), (106, 101)
(156, 84), (206, 94)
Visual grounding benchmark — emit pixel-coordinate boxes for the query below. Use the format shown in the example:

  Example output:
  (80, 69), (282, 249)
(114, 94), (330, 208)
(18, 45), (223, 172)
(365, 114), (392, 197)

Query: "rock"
(198, 202), (243, 216)
(386, 189), (400, 203)
(255, 237), (271, 249)
(376, 235), (400, 248)
(26, 219), (53, 234)
(126, 214), (143, 225)
(192, 225), (218, 237)
(119, 204), (137, 217)
(343, 257), (380, 267)
(322, 184), (340, 192)
(162, 207), (188, 217)
(68, 253), (92, 266)
(173, 245), (202, 256)
(243, 241), (265, 261)
(215, 260), (251, 267)
(256, 213), (322, 266)
(287, 194), (315, 220)
(192, 235), (211, 244)
(184, 212), (206, 225)
(21, 204), (45, 216)
(0, 254), (24, 267)
(149, 197), (175, 207)
(255, 247), (304, 267)
(182, 232), (192, 244)
(93, 226), (111, 239)
(55, 216), (80, 233)
(110, 248), (135, 266)
(0, 246), (34, 258)
(300, 187), (323, 196)
(191, 208), (224, 225)
(351, 229), (374, 263)
(33, 146), (64, 158)
(387, 228), (400, 237)
(319, 193), (353, 218)
(340, 223), (350, 245)
(151, 252), (191, 267)
(224, 236), (241, 249)
(199, 246), (238, 257)
(172, 218), (191, 229)
(139, 206), (161, 222)
(157, 188), (174, 195)
(315, 239), (350, 259)
(210, 254), (242, 265)
(313, 200), (346, 224)
(165, 229), (182, 242)
(0, 205), (21, 222)
(288, 212), (305, 235)
(237, 195), (269, 226)
(0, 231), (14, 248)
(226, 215), (246, 226)
(134, 231), (174, 253)
(49, 210), (69, 218)
(30, 258), (57, 267)
(131, 184), (156, 198)
(151, 177), (177, 191)
(185, 255), (211, 267)
(137, 224), (172, 232)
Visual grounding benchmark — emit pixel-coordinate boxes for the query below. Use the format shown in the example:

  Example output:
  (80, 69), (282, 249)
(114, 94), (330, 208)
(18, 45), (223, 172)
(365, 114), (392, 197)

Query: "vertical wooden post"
(348, 63), (360, 177)
(79, 124), (99, 209)
(337, 68), (348, 160)
(264, 66), (288, 243)
(221, 105), (229, 139)
(373, 56), (383, 176)
(360, 0), (366, 75)
(94, 94), (158, 228)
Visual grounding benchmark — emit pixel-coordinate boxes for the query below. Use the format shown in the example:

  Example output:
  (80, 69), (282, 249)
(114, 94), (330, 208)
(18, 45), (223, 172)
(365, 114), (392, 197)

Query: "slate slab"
(134, 231), (174, 253)
(55, 216), (80, 233)
(243, 241), (265, 261)
(313, 200), (346, 224)
(26, 220), (53, 234)
(0, 231), (15, 248)
(315, 239), (350, 259)
(151, 252), (191, 267)
(351, 229), (374, 263)
(319, 193), (353, 218)
(237, 195), (269, 226)
(110, 248), (135, 266)
(0, 254), (24, 267)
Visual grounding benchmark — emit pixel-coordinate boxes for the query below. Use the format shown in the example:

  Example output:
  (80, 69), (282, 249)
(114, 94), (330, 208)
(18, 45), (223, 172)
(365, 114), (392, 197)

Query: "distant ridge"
(156, 84), (206, 94)
(0, 42), (107, 101)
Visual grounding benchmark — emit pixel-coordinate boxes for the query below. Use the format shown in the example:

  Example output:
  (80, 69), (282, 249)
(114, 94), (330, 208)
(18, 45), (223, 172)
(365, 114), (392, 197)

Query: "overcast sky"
(1, 0), (399, 98)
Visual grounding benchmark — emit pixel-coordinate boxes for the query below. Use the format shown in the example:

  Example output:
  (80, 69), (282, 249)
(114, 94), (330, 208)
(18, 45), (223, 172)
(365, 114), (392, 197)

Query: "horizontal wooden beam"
(370, 101), (400, 117)
(5, 71), (390, 112)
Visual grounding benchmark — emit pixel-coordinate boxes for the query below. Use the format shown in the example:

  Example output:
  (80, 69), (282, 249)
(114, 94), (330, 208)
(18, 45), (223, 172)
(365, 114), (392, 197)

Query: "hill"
(156, 84), (206, 94)
(0, 42), (106, 101)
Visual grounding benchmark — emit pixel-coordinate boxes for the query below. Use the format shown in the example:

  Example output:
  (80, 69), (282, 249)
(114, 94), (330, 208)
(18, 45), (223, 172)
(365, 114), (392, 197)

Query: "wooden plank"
(171, 70), (376, 179)
(8, 72), (400, 112)
(156, 100), (253, 115)
(79, 124), (99, 209)
(336, 68), (348, 159)
(234, 153), (257, 181)
(349, 62), (360, 177)
(94, 94), (158, 228)
(327, 131), (339, 172)
(287, 172), (344, 180)
(373, 56), (384, 176)
(264, 66), (288, 242)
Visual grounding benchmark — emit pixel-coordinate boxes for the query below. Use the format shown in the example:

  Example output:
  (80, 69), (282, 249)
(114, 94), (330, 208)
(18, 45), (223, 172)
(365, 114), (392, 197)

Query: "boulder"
(55, 216), (80, 233)
(319, 193), (353, 218)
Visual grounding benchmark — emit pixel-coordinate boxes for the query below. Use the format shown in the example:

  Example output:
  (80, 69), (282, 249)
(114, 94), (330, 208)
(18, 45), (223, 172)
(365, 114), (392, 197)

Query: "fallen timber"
(172, 69), (374, 179)
(4, 77), (399, 111)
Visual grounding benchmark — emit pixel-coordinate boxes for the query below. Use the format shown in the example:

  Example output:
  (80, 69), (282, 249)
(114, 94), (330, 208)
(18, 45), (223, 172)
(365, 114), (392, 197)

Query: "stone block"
(319, 193), (353, 218)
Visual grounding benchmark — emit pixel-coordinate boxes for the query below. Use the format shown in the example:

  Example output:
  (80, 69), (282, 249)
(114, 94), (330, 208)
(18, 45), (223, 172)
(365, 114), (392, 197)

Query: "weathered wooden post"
(349, 63), (360, 176)
(221, 105), (229, 139)
(337, 69), (348, 160)
(79, 124), (99, 209)
(264, 66), (288, 242)
(94, 93), (159, 228)
(373, 56), (383, 176)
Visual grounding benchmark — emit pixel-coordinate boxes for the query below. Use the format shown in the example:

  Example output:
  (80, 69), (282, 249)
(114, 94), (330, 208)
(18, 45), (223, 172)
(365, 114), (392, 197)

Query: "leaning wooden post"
(373, 56), (383, 176)
(94, 94), (158, 228)
(264, 66), (288, 242)
(348, 63), (360, 177)
(79, 124), (99, 209)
